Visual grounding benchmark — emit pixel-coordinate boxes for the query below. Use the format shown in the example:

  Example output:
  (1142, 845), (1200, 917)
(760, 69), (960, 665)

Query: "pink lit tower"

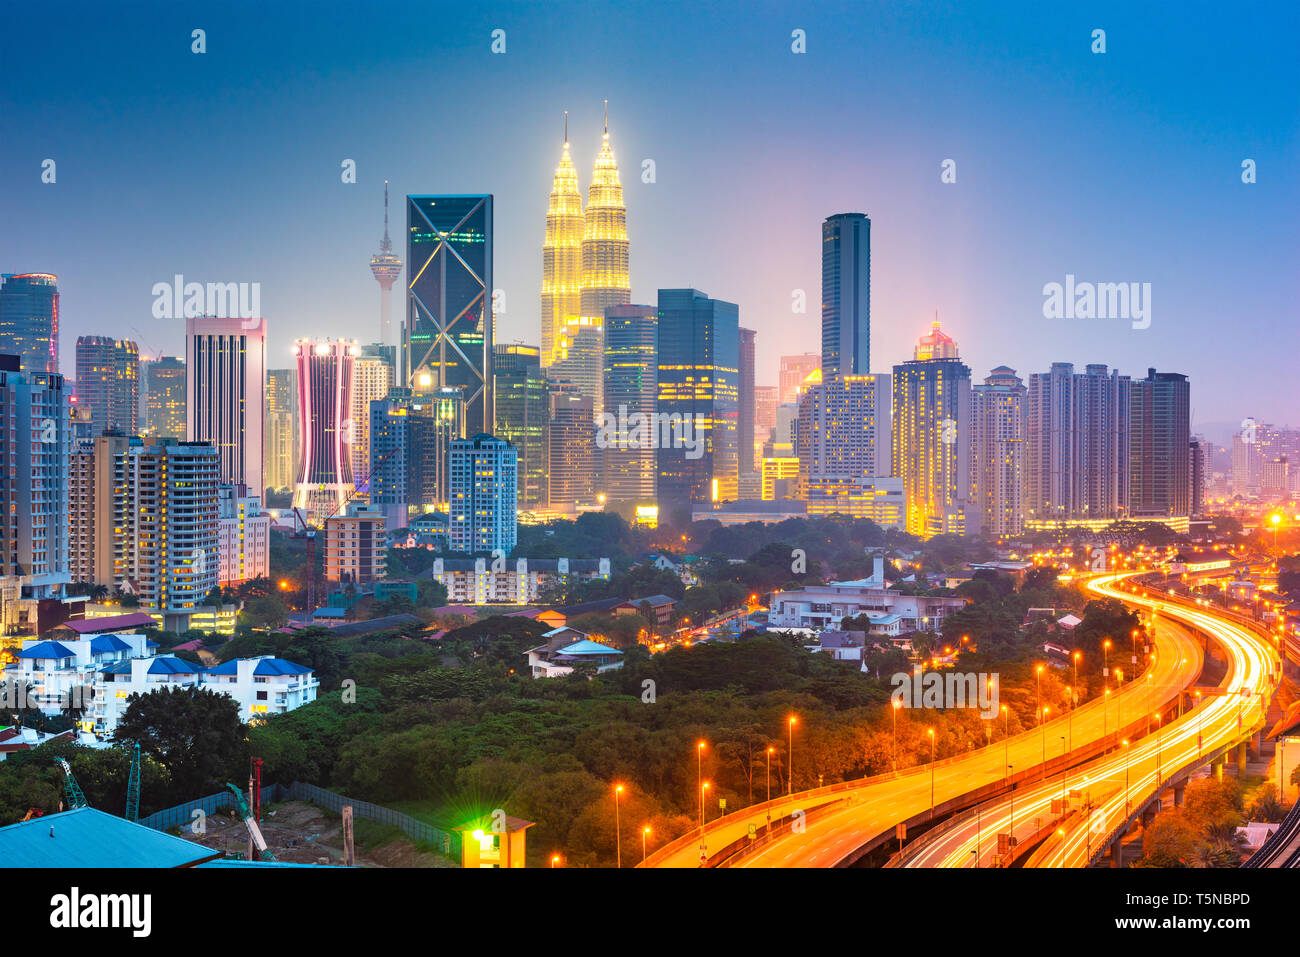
(369, 180), (403, 347)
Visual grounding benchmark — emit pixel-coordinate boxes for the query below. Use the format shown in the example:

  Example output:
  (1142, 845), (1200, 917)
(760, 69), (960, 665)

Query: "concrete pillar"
(1250, 730), (1262, 758)
(1110, 836), (1123, 868)
(1237, 742), (1248, 776)
(1212, 758), (1224, 781)
(1173, 782), (1186, 807)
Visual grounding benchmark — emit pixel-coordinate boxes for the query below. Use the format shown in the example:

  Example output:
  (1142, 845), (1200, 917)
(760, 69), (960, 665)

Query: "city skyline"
(2, 1), (1295, 427)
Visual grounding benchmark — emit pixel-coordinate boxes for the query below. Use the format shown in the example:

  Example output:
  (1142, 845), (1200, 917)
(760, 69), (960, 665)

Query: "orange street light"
(787, 715), (798, 794)
(614, 784), (625, 869)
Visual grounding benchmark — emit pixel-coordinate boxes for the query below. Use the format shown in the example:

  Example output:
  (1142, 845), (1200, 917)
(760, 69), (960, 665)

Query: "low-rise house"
(814, 630), (866, 662)
(524, 628), (624, 678)
(614, 594), (679, 630)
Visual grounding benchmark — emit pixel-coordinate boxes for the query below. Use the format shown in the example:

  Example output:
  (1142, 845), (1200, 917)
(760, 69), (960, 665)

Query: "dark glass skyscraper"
(493, 343), (549, 511)
(656, 288), (740, 510)
(1129, 368), (1191, 520)
(0, 273), (59, 375)
(738, 326), (756, 476)
(821, 213), (870, 377)
(405, 194), (493, 437)
(75, 335), (140, 436)
(603, 305), (658, 506)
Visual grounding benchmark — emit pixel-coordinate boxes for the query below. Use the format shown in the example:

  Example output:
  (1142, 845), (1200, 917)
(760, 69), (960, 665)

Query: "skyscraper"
(405, 194), (493, 436)
(804, 373), (892, 479)
(738, 327), (757, 476)
(892, 322), (972, 537)
(755, 385), (778, 450)
(293, 339), (356, 520)
(186, 316), (266, 499)
(369, 181), (404, 349)
(0, 274), (59, 375)
(1025, 362), (1131, 528)
(350, 353), (393, 490)
(369, 389), (441, 530)
(1129, 368), (1191, 522)
(779, 353), (821, 405)
(541, 116), (584, 368)
(144, 355), (186, 440)
(264, 367), (298, 494)
(0, 354), (70, 634)
(548, 383), (597, 513)
(75, 336), (140, 435)
(602, 305), (658, 507)
(821, 213), (871, 377)
(493, 344), (550, 511)
(656, 288), (740, 510)
(449, 434), (518, 554)
(970, 366), (1027, 537)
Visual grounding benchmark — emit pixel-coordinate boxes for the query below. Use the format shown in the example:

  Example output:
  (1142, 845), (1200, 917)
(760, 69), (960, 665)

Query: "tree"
(237, 596), (290, 632)
(111, 686), (249, 802)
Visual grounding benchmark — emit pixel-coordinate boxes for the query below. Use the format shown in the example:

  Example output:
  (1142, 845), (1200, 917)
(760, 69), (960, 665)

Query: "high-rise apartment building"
(369, 389), (440, 531)
(325, 504), (386, 585)
(405, 194), (493, 435)
(804, 373), (892, 480)
(1025, 362), (1131, 528)
(493, 344), (550, 511)
(0, 274), (59, 375)
(969, 366), (1027, 537)
(821, 213), (871, 377)
(68, 432), (133, 587)
(351, 353), (393, 490)
(217, 483), (270, 586)
(448, 434), (518, 554)
(656, 289), (740, 510)
(0, 355), (70, 634)
(144, 355), (186, 440)
(75, 336), (140, 436)
(1129, 368), (1191, 522)
(602, 305), (658, 507)
(186, 316), (265, 499)
(892, 323), (972, 537)
(293, 339), (356, 520)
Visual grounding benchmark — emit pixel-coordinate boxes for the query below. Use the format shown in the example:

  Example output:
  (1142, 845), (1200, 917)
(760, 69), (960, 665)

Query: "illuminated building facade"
(448, 434), (518, 554)
(0, 273), (59, 375)
(325, 504), (386, 585)
(0, 355), (71, 635)
(656, 288), (740, 510)
(602, 305), (658, 506)
(755, 385), (778, 453)
(891, 323), (972, 537)
(969, 366), (1026, 536)
(779, 353), (820, 406)
(217, 483), (270, 586)
(369, 180), (403, 348)
(186, 316), (266, 500)
(293, 339), (356, 520)
(1025, 362), (1130, 528)
(804, 373), (892, 480)
(821, 213), (871, 377)
(75, 336), (139, 435)
(264, 367), (297, 493)
(369, 388), (446, 531)
(738, 327), (757, 476)
(405, 194), (493, 436)
(548, 383), (596, 513)
(144, 355), (186, 440)
(493, 344), (549, 511)
(68, 432), (133, 588)
(541, 122), (584, 368)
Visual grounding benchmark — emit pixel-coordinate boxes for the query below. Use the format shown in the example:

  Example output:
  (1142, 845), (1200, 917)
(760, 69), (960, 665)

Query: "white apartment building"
(6, 634), (318, 741)
(433, 557), (610, 605)
(767, 557), (967, 633)
(217, 483), (271, 586)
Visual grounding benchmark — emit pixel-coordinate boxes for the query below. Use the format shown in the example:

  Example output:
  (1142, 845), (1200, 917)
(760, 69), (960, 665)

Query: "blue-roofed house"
(525, 628), (624, 678)
(203, 656), (320, 721)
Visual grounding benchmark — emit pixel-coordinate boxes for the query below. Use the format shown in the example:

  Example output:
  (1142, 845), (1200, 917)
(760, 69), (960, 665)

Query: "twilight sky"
(2, 0), (1297, 430)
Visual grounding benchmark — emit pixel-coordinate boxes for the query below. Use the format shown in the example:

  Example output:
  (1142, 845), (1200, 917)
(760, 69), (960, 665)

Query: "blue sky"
(2, 0), (1296, 428)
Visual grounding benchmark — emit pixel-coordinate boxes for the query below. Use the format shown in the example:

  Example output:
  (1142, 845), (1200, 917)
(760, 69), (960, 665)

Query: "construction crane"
(57, 758), (87, 810)
(225, 782), (275, 861)
(125, 741), (141, 822)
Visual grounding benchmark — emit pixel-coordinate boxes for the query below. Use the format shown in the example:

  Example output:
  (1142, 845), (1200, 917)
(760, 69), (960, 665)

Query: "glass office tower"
(405, 194), (493, 437)
(821, 213), (871, 377)
(0, 273), (60, 375)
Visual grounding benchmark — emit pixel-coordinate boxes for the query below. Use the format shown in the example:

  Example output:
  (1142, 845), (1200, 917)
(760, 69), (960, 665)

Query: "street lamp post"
(1041, 707), (1050, 767)
(1122, 739), (1131, 816)
(1008, 763), (1015, 847)
(765, 746), (773, 809)
(642, 826), (651, 863)
(1036, 665), (1044, 723)
(891, 699), (901, 773)
(928, 728), (936, 819)
(1002, 705), (1010, 783)
(614, 784), (624, 868)
(696, 741), (706, 827)
(788, 716), (797, 795)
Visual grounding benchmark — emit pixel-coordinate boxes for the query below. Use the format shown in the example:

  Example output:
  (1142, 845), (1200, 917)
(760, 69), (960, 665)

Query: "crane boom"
(225, 782), (273, 858)
(125, 741), (141, 822)
(57, 758), (88, 810)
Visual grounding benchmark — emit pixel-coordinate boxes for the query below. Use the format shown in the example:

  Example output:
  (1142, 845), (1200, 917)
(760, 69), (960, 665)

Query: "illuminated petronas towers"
(544, 103), (630, 416)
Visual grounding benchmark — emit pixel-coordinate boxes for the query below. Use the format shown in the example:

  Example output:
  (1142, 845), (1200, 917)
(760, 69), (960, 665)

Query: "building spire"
(381, 179), (392, 253)
(603, 98), (608, 137)
(564, 110), (568, 146)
